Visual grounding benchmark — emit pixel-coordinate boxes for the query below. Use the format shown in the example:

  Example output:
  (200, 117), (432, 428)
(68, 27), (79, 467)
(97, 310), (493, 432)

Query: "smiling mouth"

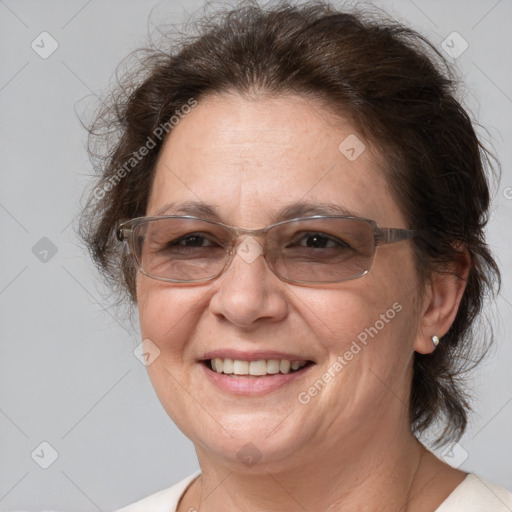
(205, 358), (314, 377)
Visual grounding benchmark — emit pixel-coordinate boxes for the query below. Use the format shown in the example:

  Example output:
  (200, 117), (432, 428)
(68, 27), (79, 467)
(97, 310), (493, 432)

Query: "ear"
(414, 247), (471, 354)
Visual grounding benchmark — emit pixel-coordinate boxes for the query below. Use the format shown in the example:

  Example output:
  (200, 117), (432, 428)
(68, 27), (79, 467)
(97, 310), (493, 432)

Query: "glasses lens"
(269, 217), (375, 283)
(132, 218), (230, 281)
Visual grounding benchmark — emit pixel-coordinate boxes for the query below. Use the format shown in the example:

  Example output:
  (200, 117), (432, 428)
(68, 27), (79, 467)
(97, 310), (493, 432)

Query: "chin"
(184, 409), (313, 471)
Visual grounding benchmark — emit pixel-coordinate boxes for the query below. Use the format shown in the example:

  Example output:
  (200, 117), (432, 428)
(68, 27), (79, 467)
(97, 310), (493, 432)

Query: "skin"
(136, 92), (469, 512)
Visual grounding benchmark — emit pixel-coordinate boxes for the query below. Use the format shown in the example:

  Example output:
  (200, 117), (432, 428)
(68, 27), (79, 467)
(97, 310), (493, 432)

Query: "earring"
(432, 335), (440, 348)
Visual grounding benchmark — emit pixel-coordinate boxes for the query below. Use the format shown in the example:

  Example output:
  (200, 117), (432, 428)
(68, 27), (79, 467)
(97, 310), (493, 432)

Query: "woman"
(80, 1), (511, 511)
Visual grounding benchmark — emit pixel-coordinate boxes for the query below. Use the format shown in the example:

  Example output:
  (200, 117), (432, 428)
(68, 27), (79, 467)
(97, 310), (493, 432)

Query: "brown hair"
(79, 0), (500, 445)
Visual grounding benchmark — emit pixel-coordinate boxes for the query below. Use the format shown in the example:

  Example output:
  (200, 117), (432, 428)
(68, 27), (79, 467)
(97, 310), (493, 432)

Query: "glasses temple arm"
(116, 226), (131, 242)
(377, 228), (416, 245)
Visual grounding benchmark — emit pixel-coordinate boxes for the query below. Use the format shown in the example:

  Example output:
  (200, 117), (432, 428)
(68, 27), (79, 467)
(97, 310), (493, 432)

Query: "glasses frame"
(116, 214), (416, 285)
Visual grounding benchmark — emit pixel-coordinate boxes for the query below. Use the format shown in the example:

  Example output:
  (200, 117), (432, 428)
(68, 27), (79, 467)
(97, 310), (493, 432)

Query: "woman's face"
(137, 93), (426, 469)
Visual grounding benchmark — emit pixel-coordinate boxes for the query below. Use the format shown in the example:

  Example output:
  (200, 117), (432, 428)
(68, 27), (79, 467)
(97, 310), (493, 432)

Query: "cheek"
(136, 277), (205, 362)
(301, 282), (392, 349)
(304, 256), (421, 375)
(136, 279), (212, 434)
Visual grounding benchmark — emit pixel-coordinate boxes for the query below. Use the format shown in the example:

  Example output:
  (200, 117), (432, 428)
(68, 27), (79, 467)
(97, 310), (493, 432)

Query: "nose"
(208, 239), (288, 329)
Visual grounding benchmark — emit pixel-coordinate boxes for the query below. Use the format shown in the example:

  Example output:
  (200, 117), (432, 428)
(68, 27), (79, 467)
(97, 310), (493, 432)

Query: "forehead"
(148, 93), (405, 228)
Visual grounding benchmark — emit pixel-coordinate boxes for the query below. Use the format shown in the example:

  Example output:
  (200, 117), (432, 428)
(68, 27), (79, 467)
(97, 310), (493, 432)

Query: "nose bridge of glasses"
(231, 224), (269, 236)
(227, 224), (272, 253)
(226, 224), (288, 277)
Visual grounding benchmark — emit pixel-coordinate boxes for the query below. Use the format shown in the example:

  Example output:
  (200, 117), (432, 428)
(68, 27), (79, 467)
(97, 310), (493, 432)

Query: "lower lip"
(201, 363), (313, 396)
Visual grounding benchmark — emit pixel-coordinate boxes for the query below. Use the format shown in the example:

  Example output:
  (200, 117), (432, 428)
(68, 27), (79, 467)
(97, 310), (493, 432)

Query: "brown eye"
(287, 232), (351, 250)
(172, 233), (219, 247)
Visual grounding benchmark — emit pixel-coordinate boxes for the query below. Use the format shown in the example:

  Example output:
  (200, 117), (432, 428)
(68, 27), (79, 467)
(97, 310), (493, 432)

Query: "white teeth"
(233, 360), (249, 375)
(223, 358), (234, 374)
(280, 360), (291, 374)
(249, 360), (268, 376)
(267, 359), (280, 374)
(209, 358), (308, 376)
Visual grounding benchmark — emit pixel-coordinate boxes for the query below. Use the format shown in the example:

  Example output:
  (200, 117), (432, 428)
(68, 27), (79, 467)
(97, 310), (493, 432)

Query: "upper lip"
(201, 349), (315, 362)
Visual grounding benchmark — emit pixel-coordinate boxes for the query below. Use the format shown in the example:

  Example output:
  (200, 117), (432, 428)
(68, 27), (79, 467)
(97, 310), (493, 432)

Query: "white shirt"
(114, 472), (512, 511)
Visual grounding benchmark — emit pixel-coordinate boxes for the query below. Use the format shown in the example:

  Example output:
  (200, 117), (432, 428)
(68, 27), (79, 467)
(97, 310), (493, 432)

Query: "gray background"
(0, 0), (511, 510)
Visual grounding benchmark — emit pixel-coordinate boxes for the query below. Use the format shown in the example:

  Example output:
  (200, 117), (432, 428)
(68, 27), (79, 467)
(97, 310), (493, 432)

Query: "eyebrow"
(152, 200), (359, 222)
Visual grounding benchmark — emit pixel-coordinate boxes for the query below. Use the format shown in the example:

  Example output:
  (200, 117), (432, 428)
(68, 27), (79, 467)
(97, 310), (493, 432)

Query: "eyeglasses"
(116, 215), (416, 285)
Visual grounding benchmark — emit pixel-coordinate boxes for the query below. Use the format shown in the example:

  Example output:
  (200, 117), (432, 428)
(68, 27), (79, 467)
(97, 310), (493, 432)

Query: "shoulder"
(435, 473), (512, 512)
(113, 471), (201, 512)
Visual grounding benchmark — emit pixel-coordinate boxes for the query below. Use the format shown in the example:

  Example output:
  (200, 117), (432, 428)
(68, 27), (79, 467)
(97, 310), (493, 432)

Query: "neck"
(186, 423), (427, 512)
